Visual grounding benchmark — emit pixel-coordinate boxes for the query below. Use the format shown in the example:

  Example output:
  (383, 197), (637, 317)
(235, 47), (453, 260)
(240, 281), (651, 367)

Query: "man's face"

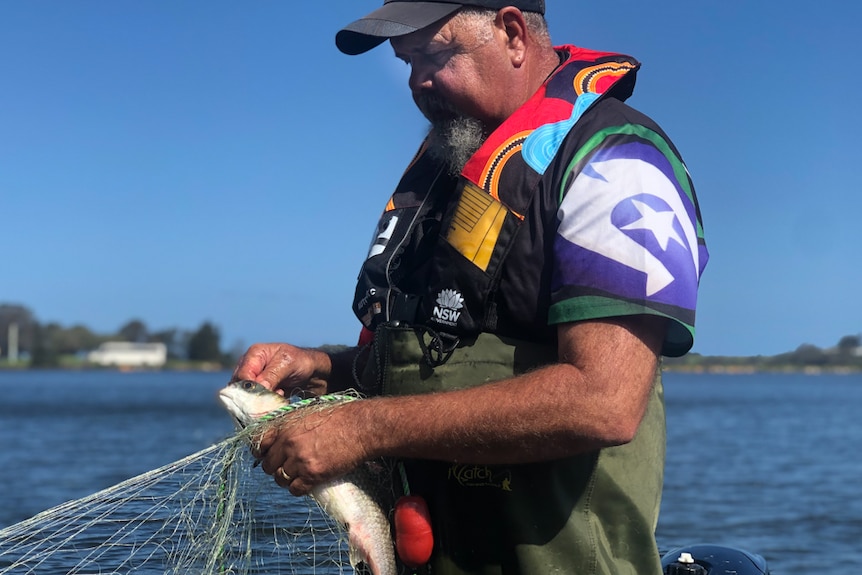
(391, 11), (512, 172)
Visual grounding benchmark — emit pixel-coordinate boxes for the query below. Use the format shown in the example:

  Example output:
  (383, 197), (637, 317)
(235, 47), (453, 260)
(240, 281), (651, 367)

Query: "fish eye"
(242, 380), (255, 390)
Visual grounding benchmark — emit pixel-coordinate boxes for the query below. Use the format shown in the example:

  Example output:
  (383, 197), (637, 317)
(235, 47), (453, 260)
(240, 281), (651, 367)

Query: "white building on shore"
(87, 342), (167, 368)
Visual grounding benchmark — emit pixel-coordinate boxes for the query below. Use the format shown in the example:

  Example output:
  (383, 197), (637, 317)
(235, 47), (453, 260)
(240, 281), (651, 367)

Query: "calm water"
(0, 370), (860, 573)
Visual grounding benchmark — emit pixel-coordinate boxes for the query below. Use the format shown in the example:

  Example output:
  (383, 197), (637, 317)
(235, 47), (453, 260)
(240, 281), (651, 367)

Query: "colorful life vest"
(353, 46), (640, 340)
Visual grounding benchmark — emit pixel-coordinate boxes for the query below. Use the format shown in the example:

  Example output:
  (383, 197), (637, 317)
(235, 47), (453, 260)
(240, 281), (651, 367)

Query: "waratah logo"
(432, 289), (464, 326)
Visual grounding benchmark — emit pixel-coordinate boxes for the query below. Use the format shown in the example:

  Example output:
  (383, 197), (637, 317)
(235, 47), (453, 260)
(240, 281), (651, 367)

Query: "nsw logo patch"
(431, 289), (464, 327)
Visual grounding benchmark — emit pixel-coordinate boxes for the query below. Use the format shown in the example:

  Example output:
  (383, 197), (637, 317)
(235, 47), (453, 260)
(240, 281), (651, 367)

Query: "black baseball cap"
(336, 0), (546, 55)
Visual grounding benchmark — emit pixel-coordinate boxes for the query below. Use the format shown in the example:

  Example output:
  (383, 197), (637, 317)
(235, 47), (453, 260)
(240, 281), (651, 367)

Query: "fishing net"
(0, 394), (394, 575)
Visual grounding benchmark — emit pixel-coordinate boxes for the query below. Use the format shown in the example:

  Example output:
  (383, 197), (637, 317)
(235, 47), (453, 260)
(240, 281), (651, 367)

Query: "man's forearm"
(349, 317), (665, 465)
(350, 362), (643, 465)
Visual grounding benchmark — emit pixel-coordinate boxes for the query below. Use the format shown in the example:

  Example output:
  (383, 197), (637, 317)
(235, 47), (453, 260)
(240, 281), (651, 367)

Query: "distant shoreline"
(663, 364), (862, 375)
(2, 363), (859, 376)
(0, 362), (231, 373)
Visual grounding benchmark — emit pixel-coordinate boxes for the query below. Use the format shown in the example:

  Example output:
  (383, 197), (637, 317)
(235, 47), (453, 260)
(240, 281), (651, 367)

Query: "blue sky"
(2, 1), (860, 358)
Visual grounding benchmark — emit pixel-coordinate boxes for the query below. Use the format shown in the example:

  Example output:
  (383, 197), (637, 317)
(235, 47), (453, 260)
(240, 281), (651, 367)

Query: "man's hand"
(254, 399), (373, 496)
(231, 343), (332, 396)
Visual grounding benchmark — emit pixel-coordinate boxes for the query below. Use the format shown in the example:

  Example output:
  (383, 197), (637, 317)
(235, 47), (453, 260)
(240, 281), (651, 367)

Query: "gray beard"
(415, 93), (486, 176)
(425, 116), (486, 176)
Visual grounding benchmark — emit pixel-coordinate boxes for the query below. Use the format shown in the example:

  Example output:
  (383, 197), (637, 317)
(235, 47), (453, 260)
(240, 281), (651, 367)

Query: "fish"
(218, 380), (396, 575)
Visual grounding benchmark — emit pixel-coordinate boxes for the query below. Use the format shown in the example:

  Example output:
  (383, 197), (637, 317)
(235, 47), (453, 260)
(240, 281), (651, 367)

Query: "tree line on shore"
(663, 334), (862, 372)
(2, 302), (860, 372)
(0, 303), (235, 369)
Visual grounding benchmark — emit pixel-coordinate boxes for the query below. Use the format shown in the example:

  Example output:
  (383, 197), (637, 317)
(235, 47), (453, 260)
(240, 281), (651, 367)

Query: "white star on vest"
(620, 199), (687, 252)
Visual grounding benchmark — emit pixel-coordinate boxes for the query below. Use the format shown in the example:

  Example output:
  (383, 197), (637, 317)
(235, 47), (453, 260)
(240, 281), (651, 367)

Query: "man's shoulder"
(579, 96), (657, 130)
(539, 96), (683, 199)
(553, 96), (671, 163)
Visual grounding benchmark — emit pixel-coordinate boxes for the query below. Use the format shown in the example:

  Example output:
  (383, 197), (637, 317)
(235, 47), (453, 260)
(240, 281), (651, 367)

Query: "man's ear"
(496, 7), (528, 67)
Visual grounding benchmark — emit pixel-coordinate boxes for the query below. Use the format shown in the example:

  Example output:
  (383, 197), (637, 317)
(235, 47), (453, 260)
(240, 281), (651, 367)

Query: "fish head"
(218, 380), (288, 428)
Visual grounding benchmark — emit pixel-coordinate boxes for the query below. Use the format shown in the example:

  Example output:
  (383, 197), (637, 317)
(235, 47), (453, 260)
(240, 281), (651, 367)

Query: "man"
(232, 1), (708, 573)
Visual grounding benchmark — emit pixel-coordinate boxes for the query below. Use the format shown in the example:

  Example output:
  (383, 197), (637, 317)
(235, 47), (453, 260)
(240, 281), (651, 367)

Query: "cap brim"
(336, 2), (463, 55)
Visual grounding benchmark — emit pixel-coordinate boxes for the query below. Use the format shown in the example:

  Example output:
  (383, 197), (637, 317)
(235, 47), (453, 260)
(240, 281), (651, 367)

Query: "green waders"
(361, 323), (665, 575)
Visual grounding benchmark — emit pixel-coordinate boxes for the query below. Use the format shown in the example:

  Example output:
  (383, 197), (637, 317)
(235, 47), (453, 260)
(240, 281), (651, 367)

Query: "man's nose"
(408, 64), (433, 93)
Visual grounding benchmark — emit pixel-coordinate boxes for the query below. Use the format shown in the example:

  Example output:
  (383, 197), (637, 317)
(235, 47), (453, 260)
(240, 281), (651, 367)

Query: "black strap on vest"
(389, 293), (421, 324)
(414, 325), (460, 368)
